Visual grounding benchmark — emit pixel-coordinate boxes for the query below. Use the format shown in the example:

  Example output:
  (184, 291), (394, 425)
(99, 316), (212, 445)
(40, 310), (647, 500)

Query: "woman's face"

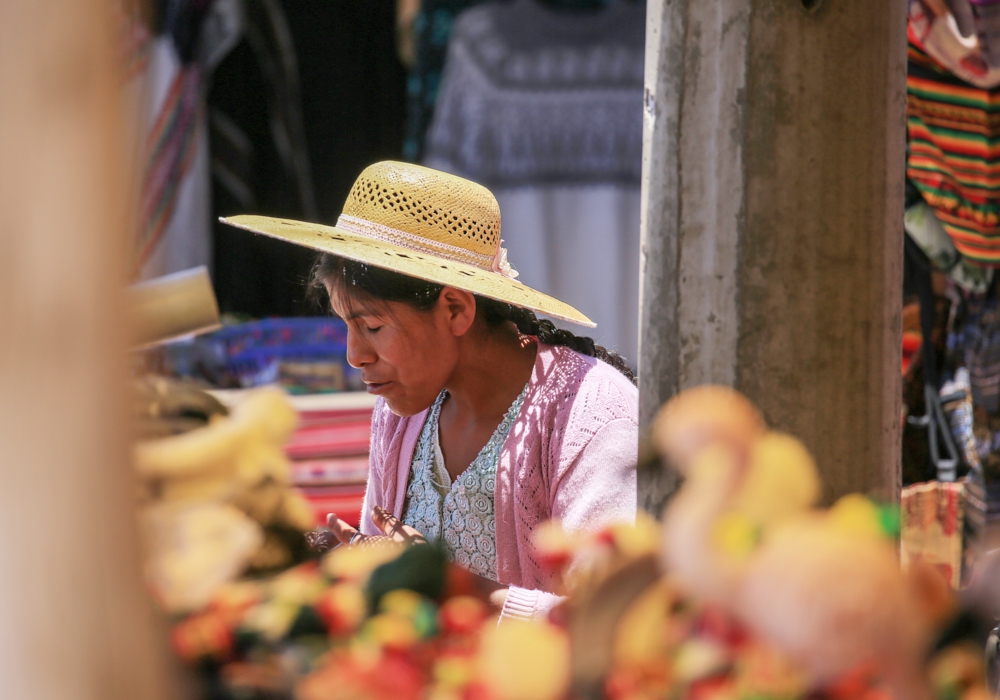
(329, 287), (463, 416)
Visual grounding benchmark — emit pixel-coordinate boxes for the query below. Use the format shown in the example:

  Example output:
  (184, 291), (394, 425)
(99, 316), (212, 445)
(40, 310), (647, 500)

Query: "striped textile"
(135, 65), (202, 273)
(907, 32), (1000, 264)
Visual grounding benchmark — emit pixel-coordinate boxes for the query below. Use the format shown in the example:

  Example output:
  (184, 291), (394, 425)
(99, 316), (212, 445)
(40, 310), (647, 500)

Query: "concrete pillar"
(638, 0), (906, 514)
(0, 2), (171, 698)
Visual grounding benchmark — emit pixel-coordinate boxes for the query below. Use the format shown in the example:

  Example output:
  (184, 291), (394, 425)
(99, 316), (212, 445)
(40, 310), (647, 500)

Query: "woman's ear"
(438, 287), (477, 336)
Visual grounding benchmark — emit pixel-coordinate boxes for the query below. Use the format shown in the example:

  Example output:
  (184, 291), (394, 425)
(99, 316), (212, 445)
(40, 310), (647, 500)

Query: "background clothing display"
(904, 2), (1000, 571)
(210, 0), (406, 317)
(908, 5), (1000, 265)
(129, 0), (242, 280)
(207, 0), (318, 317)
(135, 35), (213, 280)
(402, 0), (494, 162)
(424, 0), (645, 364)
(401, 0), (619, 161)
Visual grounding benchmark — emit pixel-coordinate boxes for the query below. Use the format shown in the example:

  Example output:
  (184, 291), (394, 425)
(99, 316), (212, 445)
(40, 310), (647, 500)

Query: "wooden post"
(0, 1), (171, 698)
(638, 0), (906, 513)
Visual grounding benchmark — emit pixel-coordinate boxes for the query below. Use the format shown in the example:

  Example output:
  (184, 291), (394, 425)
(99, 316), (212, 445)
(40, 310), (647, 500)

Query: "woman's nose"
(345, 328), (375, 368)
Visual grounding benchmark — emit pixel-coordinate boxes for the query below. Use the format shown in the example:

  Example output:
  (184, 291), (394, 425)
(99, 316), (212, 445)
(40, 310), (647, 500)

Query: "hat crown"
(341, 162), (501, 260)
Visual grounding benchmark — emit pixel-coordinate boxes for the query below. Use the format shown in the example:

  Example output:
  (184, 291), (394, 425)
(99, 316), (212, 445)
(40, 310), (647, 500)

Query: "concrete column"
(0, 2), (171, 698)
(638, 0), (906, 513)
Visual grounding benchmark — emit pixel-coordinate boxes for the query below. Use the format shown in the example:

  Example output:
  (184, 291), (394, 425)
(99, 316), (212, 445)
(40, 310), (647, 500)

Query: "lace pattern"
(423, 0), (645, 187)
(402, 384), (529, 580)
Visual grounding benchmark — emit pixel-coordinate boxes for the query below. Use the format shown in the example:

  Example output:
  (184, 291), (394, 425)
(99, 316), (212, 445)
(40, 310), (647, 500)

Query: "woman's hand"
(327, 507), (509, 610)
(325, 506), (428, 547)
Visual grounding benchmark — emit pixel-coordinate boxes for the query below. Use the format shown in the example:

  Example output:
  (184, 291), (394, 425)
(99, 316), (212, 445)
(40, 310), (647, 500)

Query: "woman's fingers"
(326, 507), (428, 549)
(371, 506), (404, 539)
(372, 506), (428, 544)
(326, 512), (360, 545)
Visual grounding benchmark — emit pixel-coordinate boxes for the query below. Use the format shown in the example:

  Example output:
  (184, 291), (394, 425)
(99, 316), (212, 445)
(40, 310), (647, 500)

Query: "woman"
(223, 161), (638, 620)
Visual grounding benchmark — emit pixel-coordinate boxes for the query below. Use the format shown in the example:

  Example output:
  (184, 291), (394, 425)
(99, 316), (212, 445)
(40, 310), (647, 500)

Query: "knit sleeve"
(499, 586), (565, 623)
(496, 414), (637, 621)
(360, 398), (393, 536)
(552, 416), (638, 532)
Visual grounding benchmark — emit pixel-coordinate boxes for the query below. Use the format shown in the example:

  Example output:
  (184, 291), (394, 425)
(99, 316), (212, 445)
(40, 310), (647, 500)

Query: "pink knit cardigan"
(359, 341), (638, 620)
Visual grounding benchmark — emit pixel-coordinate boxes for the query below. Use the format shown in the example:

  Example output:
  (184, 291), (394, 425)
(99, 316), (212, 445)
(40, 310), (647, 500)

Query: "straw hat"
(221, 161), (594, 327)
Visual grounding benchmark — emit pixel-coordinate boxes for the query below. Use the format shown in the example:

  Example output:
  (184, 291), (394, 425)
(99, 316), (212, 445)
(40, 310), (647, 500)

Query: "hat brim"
(221, 215), (596, 328)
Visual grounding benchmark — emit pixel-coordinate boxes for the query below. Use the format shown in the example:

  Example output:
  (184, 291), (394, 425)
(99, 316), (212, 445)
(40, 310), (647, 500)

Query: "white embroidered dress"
(401, 385), (528, 581)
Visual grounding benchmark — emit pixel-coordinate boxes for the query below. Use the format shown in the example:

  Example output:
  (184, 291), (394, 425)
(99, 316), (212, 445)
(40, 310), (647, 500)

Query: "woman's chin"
(383, 393), (437, 418)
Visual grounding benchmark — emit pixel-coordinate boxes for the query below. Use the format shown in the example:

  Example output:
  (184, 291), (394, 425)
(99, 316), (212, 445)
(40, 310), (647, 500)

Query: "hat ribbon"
(336, 214), (519, 281)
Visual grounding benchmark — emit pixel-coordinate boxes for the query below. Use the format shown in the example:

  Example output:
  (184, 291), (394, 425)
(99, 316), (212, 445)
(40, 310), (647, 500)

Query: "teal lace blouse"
(401, 385), (528, 580)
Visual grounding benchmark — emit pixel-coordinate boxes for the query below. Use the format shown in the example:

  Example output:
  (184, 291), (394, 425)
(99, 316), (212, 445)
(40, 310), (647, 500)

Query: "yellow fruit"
(365, 612), (419, 650)
(674, 639), (729, 682)
(134, 422), (242, 479)
(380, 589), (424, 617)
(270, 564), (325, 605)
(245, 600), (299, 641)
(317, 582), (366, 635)
(731, 432), (820, 526)
(323, 541), (404, 582)
(827, 494), (884, 540)
(479, 621), (570, 700)
(610, 512), (661, 558)
(434, 653), (476, 687)
(613, 580), (676, 665)
(279, 491), (318, 532)
(711, 513), (759, 559)
(652, 385), (766, 471)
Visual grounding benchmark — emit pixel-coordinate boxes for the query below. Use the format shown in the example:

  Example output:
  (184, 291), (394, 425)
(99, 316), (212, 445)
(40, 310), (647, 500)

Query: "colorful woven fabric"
(137, 65), (203, 272)
(907, 32), (1000, 264)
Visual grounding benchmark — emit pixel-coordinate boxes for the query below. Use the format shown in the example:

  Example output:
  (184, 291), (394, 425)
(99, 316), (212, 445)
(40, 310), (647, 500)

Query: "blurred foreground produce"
(651, 386), (983, 700)
(132, 375), (229, 439)
(159, 386), (992, 700)
(135, 387), (316, 613)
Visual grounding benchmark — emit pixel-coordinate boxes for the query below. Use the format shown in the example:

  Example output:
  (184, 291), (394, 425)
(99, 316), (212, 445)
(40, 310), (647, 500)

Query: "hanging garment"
(402, 0), (617, 162)
(208, 0), (318, 318)
(402, 0), (494, 162)
(129, 0), (242, 280)
(424, 0), (645, 364)
(909, 0), (1000, 88)
(209, 0), (406, 317)
(907, 21), (1000, 265)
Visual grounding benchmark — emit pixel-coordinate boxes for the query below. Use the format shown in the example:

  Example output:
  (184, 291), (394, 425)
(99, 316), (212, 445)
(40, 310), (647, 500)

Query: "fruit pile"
(162, 385), (995, 700)
(170, 540), (571, 700)
(167, 513), (990, 700)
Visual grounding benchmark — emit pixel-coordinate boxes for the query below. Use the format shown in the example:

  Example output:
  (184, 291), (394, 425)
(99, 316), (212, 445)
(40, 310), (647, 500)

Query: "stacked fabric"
(284, 392), (378, 528)
(159, 317), (361, 392)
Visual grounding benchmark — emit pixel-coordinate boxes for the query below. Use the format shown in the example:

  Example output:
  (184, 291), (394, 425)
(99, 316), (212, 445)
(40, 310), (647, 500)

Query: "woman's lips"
(364, 381), (391, 395)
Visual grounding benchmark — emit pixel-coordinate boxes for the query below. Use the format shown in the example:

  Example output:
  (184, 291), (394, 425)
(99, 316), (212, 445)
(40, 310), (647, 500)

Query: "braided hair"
(311, 254), (636, 384)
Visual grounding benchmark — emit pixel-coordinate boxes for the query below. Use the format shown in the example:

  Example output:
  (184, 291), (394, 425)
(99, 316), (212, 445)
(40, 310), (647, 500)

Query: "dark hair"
(311, 254), (636, 384)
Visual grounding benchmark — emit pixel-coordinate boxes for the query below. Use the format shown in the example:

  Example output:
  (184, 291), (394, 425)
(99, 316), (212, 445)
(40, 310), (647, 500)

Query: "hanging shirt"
(907, 9), (1000, 266)
(424, 0), (645, 365)
(401, 384), (528, 580)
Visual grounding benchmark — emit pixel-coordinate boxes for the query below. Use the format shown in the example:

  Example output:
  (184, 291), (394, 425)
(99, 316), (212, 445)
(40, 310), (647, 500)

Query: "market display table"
(210, 389), (376, 527)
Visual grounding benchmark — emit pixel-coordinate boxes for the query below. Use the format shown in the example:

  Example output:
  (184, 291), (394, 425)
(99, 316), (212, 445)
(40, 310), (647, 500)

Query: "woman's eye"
(365, 326), (382, 334)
